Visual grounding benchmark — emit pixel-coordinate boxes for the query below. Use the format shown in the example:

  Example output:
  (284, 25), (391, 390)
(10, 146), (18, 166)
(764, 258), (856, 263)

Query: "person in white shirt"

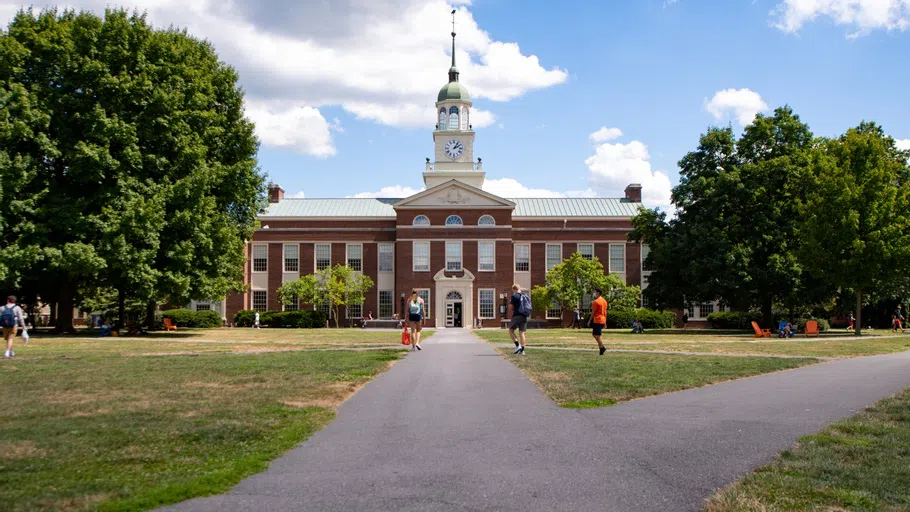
(253, 311), (261, 329)
(2, 295), (27, 358)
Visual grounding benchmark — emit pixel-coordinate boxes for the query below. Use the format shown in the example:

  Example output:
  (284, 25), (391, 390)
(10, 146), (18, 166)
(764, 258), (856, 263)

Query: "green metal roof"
(438, 81), (470, 102)
(260, 197), (641, 218)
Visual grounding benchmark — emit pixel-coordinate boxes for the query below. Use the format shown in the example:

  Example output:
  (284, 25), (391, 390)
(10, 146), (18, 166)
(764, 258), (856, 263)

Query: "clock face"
(444, 139), (464, 159)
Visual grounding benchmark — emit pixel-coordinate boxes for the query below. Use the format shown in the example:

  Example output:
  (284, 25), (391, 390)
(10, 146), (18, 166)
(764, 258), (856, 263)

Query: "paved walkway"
(162, 329), (910, 512)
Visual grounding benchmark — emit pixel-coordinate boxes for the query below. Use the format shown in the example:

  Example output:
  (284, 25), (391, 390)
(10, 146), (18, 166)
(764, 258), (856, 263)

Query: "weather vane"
(451, 9), (456, 37)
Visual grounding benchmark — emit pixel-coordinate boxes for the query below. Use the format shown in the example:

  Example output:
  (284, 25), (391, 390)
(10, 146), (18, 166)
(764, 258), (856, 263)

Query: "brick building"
(219, 30), (648, 328)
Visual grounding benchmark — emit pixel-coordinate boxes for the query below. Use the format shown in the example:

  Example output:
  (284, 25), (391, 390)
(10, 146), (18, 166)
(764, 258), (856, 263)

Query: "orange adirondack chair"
(751, 321), (771, 338)
(804, 320), (819, 337)
(163, 318), (177, 332)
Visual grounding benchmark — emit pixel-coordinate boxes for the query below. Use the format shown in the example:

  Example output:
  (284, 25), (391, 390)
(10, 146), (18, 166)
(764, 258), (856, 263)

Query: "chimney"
(268, 184), (285, 203)
(624, 183), (642, 203)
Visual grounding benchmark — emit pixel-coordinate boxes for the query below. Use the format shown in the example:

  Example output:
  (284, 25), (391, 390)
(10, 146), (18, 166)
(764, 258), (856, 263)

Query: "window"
(445, 215), (463, 226)
(641, 296), (649, 308)
(578, 243), (594, 261)
(687, 303), (695, 318)
(479, 289), (495, 319)
(699, 302), (714, 319)
(195, 301), (211, 311)
(546, 244), (562, 272)
(347, 244), (362, 272)
(284, 244), (299, 272)
(609, 244), (626, 273)
(580, 293), (593, 319)
(252, 244), (267, 272)
(547, 299), (562, 320)
(417, 289), (431, 318)
(478, 241), (495, 271)
(514, 244), (530, 272)
(462, 106), (469, 130)
(446, 290), (463, 300)
(718, 303), (726, 313)
(413, 241), (430, 271)
(379, 243), (394, 273)
(284, 294), (299, 312)
(448, 106), (459, 130)
(315, 244), (331, 271)
(316, 299), (332, 319)
(438, 108), (446, 128)
(478, 215), (495, 226)
(252, 290), (267, 312)
(413, 215), (430, 226)
(347, 302), (363, 320)
(641, 244), (652, 272)
(446, 241), (462, 271)
(379, 290), (394, 319)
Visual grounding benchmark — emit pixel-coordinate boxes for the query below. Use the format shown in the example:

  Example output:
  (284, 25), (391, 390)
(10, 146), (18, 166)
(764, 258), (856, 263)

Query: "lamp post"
(400, 292), (406, 320)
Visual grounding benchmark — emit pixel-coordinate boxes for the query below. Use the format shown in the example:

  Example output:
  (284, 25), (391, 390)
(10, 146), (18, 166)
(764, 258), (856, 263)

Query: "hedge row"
(160, 309), (223, 328)
(606, 309), (675, 329)
(707, 311), (830, 332)
(233, 309), (328, 328)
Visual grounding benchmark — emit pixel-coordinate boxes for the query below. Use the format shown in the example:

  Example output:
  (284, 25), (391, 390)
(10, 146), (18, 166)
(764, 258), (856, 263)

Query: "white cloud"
(705, 88), (769, 127)
(1, 1), (566, 155)
(482, 178), (595, 198)
(895, 138), (910, 151)
(583, 140), (673, 211)
(349, 185), (425, 198)
(772, 0), (910, 36)
(245, 100), (338, 157)
(290, 190), (306, 198)
(589, 126), (623, 143)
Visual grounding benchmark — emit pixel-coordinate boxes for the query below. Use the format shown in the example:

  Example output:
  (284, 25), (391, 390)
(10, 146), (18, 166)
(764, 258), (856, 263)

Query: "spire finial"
(448, 9), (459, 83)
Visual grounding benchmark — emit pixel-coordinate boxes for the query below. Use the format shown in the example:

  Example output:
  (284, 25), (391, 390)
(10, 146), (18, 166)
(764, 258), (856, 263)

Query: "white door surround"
(433, 268), (474, 328)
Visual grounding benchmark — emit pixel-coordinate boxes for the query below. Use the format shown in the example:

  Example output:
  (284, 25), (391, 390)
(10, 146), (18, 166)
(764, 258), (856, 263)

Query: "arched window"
(448, 106), (459, 130)
(445, 215), (463, 226)
(413, 215), (430, 226)
(461, 106), (469, 130)
(446, 290), (463, 300)
(438, 109), (446, 129)
(478, 215), (495, 226)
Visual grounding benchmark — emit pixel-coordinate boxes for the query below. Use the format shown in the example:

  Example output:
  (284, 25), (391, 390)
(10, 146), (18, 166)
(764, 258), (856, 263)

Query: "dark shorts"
(592, 323), (605, 336)
(509, 314), (528, 332)
(408, 313), (423, 330)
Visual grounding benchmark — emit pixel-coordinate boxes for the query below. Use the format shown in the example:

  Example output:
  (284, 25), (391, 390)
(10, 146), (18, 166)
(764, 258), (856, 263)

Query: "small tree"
(799, 123), (910, 335)
(543, 252), (641, 314)
(278, 265), (374, 328)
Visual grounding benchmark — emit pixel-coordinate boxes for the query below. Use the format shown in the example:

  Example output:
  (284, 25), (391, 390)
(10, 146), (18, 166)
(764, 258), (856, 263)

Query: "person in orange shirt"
(589, 287), (608, 355)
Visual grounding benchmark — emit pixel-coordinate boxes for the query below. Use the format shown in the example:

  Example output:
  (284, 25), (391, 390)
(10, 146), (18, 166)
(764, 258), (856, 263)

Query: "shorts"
(2, 326), (17, 341)
(408, 313), (423, 330)
(592, 323), (605, 336)
(509, 314), (528, 332)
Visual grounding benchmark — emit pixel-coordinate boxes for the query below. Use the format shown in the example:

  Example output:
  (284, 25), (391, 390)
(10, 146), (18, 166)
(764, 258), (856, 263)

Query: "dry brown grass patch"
(282, 381), (366, 410)
(0, 440), (48, 460)
(41, 493), (111, 511)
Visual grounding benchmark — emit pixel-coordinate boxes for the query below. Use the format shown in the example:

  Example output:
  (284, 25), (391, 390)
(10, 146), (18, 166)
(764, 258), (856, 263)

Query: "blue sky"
(3, 0), (909, 209)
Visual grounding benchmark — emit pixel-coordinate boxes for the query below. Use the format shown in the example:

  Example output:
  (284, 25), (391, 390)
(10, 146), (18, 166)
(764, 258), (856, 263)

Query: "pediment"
(394, 180), (514, 209)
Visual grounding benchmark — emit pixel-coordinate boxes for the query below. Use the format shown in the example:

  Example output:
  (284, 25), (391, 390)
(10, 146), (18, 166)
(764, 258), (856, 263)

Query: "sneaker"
(520, 347), (525, 355)
(513, 340), (520, 348)
(3, 350), (8, 358)
(599, 346), (606, 356)
(416, 343), (422, 351)
(513, 346), (523, 354)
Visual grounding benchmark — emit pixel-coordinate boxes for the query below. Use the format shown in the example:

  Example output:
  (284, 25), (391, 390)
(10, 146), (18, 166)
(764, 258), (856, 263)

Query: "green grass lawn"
(706, 388), (910, 511)
(497, 348), (818, 408)
(0, 343), (404, 511)
(476, 329), (910, 358)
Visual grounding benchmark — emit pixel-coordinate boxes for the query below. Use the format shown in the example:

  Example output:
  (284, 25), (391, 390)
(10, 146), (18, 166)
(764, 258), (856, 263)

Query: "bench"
(362, 319), (404, 329)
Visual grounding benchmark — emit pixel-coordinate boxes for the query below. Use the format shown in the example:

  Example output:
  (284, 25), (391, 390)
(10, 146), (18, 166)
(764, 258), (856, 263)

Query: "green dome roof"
(438, 79), (471, 102)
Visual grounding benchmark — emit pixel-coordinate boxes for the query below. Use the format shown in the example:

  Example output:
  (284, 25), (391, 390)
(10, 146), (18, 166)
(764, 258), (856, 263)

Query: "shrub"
(607, 308), (675, 329)
(707, 311), (762, 329)
(161, 309), (222, 328)
(233, 309), (327, 328)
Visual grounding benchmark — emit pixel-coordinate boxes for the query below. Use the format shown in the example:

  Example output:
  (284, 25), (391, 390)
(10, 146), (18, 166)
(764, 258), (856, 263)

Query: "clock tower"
(424, 12), (485, 189)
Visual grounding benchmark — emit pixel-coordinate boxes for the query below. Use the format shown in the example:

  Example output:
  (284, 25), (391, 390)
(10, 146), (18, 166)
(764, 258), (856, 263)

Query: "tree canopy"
(278, 265), (374, 328)
(0, 8), (265, 330)
(534, 252), (641, 319)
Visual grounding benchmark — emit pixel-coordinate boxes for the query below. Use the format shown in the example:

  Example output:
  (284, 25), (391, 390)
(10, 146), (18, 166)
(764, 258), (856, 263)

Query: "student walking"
(589, 288), (608, 355)
(892, 304), (906, 333)
(571, 308), (581, 329)
(509, 284), (531, 354)
(847, 311), (855, 332)
(253, 311), (261, 329)
(407, 289), (425, 351)
(2, 296), (27, 359)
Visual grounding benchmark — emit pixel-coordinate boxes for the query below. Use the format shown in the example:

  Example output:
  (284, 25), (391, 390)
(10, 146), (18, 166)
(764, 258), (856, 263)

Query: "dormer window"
(445, 215), (463, 226)
(478, 215), (495, 226)
(413, 215), (430, 226)
(448, 106), (459, 130)
(438, 109), (446, 130)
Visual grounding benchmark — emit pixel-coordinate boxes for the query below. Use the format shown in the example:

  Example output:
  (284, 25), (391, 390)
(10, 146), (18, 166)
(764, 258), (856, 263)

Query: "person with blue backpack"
(509, 284), (532, 355)
(2, 295), (27, 359)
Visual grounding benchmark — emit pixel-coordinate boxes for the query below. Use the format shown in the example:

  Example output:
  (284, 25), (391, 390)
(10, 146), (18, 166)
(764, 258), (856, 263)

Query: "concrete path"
(162, 329), (910, 512)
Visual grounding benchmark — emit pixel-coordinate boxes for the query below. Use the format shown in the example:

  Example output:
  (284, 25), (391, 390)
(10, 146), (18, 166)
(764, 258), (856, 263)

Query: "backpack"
(518, 293), (532, 316)
(0, 305), (16, 328)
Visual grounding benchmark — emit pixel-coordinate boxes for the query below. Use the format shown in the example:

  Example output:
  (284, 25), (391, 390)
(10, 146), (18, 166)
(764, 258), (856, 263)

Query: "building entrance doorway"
(445, 291), (463, 328)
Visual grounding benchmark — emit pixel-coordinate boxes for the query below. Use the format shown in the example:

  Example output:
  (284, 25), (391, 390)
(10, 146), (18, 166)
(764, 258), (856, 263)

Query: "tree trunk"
(53, 283), (76, 334)
(855, 289), (863, 336)
(117, 289), (126, 332)
(761, 294), (773, 328)
(146, 300), (157, 329)
(49, 302), (57, 327)
(333, 307), (340, 328)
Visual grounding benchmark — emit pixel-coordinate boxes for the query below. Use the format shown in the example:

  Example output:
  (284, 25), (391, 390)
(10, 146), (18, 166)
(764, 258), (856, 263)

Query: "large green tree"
(278, 265), (375, 328)
(0, 9), (265, 331)
(631, 106), (831, 325)
(535, 252), (641, 320)
(799, 122), (910, 335)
